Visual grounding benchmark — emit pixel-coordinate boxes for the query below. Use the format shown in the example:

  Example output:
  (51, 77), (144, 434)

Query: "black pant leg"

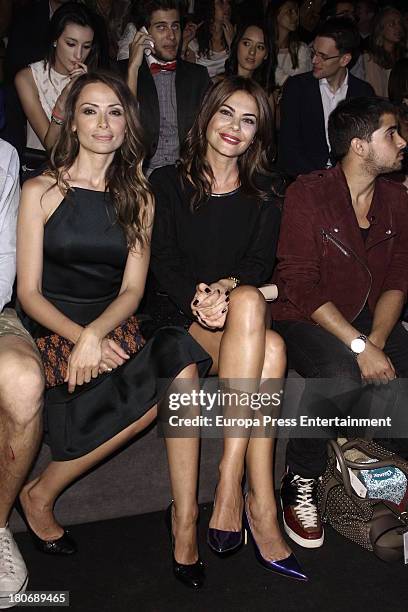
(275, 320), (362, 478)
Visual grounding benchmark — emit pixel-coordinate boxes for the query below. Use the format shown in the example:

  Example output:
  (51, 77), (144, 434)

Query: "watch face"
(351, 338), (366, 354)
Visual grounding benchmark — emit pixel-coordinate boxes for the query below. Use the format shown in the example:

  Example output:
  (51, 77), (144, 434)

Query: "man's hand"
(129, 29), (155, 69)
(356, 340), (396, 384)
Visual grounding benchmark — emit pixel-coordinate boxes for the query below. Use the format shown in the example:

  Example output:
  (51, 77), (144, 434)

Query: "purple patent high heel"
(243, 497), (308, 582)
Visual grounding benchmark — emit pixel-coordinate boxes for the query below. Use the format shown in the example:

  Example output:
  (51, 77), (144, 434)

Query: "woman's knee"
(263, 330), (287, 371)
(228, 286), (266, 329)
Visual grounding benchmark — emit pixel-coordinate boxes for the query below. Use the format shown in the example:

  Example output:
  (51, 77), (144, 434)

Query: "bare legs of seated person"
(189, 286), (290, 564)
(18, 364), (202, 566)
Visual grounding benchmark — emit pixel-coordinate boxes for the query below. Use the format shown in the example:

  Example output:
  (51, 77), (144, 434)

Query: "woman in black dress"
(16, 72), (211, 589)
(147, 76), (307, 580)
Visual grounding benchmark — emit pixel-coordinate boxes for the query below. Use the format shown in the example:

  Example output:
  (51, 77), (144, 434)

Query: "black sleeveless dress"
(20, 188), (211, 461)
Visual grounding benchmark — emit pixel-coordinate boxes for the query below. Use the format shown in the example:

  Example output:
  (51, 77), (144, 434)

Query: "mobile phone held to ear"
(140, 26), (155, 56)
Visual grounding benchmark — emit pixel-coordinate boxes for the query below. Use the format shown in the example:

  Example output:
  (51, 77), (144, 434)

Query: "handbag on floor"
(35, 315), (145, 388)
(317, 438), (408, 562)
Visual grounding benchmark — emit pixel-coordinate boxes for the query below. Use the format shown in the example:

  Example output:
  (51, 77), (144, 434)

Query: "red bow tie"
(150, 61), (177, 74)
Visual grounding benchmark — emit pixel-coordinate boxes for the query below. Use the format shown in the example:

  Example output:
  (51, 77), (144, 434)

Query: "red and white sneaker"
(280, 471), (324, 549)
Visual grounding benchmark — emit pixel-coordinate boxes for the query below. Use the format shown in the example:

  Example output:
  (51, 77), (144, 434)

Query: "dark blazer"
(271, 165), (408, 323)
(123, 58), (211, 159)
(278, 71), (375, 178)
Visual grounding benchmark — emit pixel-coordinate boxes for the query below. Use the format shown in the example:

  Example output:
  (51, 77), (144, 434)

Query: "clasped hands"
(191, 281), (231, 330)
(356, 335), (396, 385)
(64, 328), (130, 393)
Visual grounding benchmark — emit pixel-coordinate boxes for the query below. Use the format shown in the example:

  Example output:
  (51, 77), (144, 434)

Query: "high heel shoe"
(15, 499), (77, 556)
(243, 499), (308, 582)
(207, 525), (243, 555)
(207, 490), (243, 555)
(165, 503), (205, 589)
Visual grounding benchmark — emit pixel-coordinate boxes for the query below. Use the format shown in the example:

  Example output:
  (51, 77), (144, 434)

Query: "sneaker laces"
(0, 533), (15, 575)
(293, 476), (318, 529)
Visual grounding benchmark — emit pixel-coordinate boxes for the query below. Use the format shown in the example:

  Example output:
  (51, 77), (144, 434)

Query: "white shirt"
(319, 70), (349, 162)
(188, 39), (228, 78)
(117, 22), (136, 61)
(275, 43), (312, 87)
(0, 139), (20, 313)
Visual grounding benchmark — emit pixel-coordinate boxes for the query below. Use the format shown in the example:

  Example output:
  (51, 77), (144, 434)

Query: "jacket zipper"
(321, 229), (372, 320)
(321, 229), (350, 257)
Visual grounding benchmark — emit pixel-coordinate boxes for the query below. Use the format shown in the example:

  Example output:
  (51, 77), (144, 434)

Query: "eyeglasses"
(310, 47), (341, 61)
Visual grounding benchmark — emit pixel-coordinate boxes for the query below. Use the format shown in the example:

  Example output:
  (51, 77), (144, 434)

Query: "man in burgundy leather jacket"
(272, 97), (408, 550)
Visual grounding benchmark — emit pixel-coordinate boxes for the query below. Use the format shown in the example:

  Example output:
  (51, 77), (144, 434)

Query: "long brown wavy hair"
(179, 76), (274, 210)
(369, 8), (406, 70)
(47, 71), (152, 249)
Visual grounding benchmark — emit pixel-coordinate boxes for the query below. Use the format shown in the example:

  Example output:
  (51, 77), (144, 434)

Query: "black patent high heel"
(165, 502), (205, 589)
(15, 498), (77, 556)
(207, 488), (243, 555)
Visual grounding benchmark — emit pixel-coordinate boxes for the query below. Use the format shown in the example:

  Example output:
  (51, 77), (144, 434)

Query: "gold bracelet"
(228, 276), (240, 290)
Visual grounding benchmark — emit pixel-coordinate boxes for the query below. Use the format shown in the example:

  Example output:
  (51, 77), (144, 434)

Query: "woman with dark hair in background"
(225, 21), (275, 96)
(15, 2), (104, 161)
(146, 76), (307, 581)
(268, 0), (312, 88)
(363, 6), (406, 97)
(224, 21), (277, 153)
(16, 71), (211, 589)
(187, 0), (235, 78)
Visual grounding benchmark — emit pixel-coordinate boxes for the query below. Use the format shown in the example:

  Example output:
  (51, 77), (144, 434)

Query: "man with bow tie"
(122, 0), (211, 175)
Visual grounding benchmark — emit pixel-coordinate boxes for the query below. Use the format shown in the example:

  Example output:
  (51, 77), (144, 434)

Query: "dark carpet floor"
(13, 503), (408, 612)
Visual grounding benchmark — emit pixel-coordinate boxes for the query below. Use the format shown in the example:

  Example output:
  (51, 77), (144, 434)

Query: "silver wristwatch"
(350, 334), (368, 356)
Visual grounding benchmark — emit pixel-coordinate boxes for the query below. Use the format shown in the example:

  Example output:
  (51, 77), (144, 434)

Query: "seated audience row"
(1, 0), (408, 607)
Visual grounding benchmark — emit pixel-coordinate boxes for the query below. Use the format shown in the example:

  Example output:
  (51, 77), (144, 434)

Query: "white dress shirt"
(0, 139), (20, 313)
(319, 70), (349, 164)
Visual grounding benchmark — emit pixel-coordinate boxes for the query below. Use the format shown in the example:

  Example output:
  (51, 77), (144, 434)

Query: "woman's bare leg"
(245, 330), (291, 560)
(246, 330), (291, 561)
(19, 407), (157, 540)
(20, 364), (197, 541)
(190, 286), (270, 532)
(164, 364), (201, 565)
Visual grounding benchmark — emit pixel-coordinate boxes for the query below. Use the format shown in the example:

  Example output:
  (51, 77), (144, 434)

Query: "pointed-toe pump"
(243, 504), (308, 582)
(207, 526), (243, 555)
(165, 503), (205, 589)
(15, 499), (77, 556)
(207, 490), (243, 555)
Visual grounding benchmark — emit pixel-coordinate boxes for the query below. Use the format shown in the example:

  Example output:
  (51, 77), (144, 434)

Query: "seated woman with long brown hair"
(16, 71), (211, 589)
(145, 76), (308, 581)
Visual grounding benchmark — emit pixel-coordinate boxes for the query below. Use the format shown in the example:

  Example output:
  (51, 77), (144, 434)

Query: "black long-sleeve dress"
(144, 165), (282, 331)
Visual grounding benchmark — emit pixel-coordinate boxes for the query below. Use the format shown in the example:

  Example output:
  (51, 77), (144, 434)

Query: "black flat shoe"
(165, 503), (205, 589)
(15, 499), (77, 556)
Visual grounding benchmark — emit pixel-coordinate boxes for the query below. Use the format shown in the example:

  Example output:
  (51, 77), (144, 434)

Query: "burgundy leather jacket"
(271, 165), (408, 323)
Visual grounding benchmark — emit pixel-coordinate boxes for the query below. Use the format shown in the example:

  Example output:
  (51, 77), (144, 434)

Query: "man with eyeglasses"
(279, 17), (374, 178)
(121, 0), (211, 176)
